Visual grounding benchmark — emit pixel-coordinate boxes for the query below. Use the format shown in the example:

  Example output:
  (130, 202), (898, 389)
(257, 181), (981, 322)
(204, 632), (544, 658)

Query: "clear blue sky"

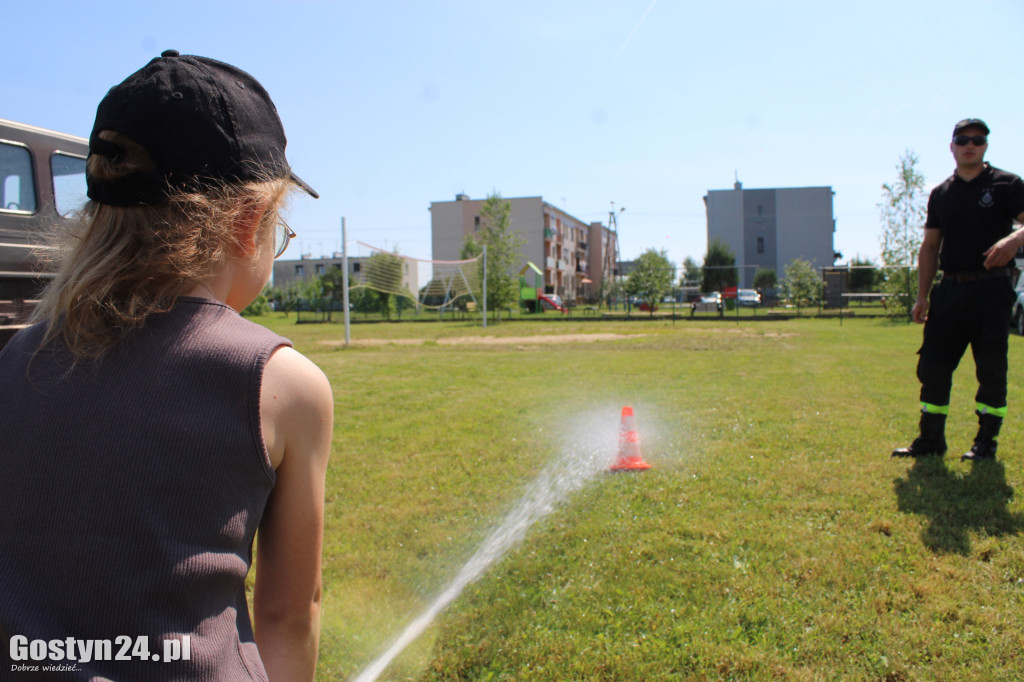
(6, 0), (1024, 270)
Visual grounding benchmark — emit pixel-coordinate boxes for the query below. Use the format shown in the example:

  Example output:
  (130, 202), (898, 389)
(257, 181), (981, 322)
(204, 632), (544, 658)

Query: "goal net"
(353, 241), (483, 310)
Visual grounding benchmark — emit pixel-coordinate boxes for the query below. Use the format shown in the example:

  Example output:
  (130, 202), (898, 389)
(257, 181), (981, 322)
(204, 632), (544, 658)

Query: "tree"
(462, 193), (524, 322)
(625, 248), (674, 317)
(241, 285), (271, 316)
(349, 283), (378, 314)
(268, 281), (305, 317)
(318, 267), (347, 322)
(299, 276), (329, 319)
(681, 256), (702, 287)
(593, 274), (623, 310)
(781, 258), (824, 314)
(753, 268), (778, 291)
(879, 150), (928, 318)
(848, 255), (880, 293)
(702, 239), (738, 293)
(363, 249), (406, 320)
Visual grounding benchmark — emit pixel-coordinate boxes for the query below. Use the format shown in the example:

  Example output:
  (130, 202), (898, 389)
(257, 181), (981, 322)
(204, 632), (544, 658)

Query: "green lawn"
(251, 313), (1024, 681)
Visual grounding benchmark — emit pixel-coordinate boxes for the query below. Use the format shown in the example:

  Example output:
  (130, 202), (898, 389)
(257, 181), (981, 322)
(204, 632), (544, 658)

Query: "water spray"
(351, 408), (649, 682)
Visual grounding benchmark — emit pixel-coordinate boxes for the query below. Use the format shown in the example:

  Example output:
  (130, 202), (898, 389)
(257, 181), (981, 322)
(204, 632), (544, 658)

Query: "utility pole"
(341, 217), (350, 347)
(609, 202), (624, 309)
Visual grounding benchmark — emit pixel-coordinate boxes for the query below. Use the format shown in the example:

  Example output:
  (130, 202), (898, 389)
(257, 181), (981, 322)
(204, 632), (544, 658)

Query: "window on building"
(295, 264), (305, 276)
(757, 237), (765, 254)
(474, 216), (480, 230)
(353, 263), (361, 272)
(757, 205), (763, 216)
(315, 264), (325, 275)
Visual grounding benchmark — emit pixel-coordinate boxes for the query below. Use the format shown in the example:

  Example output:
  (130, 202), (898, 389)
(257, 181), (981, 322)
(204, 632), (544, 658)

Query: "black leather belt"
(942, 267), (1018, 284)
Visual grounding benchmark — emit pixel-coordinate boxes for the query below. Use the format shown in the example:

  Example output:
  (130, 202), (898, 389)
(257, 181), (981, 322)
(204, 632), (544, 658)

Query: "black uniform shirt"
(925, 163), (1024, 273)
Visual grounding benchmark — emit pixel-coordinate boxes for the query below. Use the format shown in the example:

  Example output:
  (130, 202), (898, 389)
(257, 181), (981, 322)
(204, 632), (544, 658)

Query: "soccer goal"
(352, 241), (484, 313)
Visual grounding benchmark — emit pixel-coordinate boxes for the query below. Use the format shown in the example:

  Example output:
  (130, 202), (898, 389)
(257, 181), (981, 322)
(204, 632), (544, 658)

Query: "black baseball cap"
(953, 118), (990, 136)
(87, 50), (318, 206)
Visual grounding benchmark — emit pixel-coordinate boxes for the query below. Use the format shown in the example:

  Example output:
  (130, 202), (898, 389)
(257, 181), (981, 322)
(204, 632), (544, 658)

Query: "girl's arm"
(255, 346), (333, 681)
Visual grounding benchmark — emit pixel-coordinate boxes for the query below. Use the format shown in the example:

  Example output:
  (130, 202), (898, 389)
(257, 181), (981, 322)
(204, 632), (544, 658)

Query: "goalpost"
(352, 240), (484, 311)
(339, 219), (487, 344)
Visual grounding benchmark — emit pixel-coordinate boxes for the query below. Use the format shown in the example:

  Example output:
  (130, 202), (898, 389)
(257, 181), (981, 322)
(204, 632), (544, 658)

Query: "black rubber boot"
(892, 412), (947, 457)
(961, 411), (1002, 462)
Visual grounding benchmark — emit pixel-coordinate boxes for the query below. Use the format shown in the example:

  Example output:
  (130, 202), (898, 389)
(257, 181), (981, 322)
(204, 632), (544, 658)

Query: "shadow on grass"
(894, 456), (1024, 554)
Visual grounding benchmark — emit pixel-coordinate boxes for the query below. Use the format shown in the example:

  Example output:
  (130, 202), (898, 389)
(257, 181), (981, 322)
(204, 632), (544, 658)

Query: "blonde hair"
(32, 131), (291, 361)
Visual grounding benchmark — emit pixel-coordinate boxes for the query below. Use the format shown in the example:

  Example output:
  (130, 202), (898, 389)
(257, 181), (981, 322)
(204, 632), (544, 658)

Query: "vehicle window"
(51, 153), (87, 217)
(0, 142), (36, 212)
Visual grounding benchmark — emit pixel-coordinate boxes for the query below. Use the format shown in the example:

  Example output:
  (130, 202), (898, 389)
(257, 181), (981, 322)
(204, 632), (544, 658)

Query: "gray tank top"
(0, 298), (291, 681)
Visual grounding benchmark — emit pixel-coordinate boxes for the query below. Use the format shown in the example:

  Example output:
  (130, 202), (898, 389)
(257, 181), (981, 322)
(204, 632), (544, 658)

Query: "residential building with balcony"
(429, 194), (618, 303)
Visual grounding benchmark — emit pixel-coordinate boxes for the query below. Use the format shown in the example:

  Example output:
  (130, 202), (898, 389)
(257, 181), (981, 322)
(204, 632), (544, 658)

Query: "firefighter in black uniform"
(893, 118), (1024, 461)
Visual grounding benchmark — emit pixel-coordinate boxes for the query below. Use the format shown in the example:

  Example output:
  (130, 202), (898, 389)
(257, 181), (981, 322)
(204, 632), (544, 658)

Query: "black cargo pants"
(917, 274), (1016, 411)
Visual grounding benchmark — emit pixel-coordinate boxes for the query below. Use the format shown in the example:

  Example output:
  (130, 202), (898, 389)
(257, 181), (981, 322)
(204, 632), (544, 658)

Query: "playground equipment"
(518, 262), (566, 313)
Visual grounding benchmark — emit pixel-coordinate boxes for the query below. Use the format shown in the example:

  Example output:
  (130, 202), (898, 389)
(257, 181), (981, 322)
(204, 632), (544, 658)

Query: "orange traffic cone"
(609, 406), (651, 472)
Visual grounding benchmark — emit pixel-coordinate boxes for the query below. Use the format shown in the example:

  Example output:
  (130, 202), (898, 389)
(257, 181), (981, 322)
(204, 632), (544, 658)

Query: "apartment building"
(703, 182), (836, 288)
(429, 194), (618, 303)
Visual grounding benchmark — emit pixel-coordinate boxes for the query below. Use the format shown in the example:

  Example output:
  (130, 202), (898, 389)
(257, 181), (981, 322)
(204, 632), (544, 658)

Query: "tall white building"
(703, 182), (836, 288)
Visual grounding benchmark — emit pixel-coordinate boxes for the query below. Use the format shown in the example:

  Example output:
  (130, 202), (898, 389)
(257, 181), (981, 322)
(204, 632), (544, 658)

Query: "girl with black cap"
(0, 51), (331, 681)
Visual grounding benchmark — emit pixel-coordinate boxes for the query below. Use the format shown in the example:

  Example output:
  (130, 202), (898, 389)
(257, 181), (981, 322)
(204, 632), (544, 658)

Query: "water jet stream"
(351, 431), (613, 682)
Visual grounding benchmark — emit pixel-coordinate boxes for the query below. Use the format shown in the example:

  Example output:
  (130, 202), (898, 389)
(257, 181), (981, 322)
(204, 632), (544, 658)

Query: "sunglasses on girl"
(953, 135), (987, 146)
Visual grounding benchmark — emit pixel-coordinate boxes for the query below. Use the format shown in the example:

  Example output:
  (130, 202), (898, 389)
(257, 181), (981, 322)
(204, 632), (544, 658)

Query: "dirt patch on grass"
(320, 333), (649, 348)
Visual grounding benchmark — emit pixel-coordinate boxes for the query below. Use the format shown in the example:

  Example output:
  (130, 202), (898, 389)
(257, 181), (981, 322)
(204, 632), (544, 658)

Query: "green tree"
(462, 193), (524, 322)
(593, 275), (623, 309)
(702, 239), (738, 293)
(349, 283), (378, 314)
(318, 266), (347, 322)
(625, 248), (674, 317)
(753, 267), (778, 291)
(781, 258), (824, 314)
(296, 276), (326, 318)
(241, 285), (271, 316)
(460, 233), (482, 261)
(268, 281), (304, 317)
(681, 256), (702, 287)
(848, 255), (880, 293)
(879, 150), (928, 318)
(363, 249), (406, 320)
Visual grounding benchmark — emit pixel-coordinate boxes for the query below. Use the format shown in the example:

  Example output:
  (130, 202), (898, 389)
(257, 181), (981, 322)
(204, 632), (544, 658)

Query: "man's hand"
(983, 232), (1024, 269)
(912, 295), (929, 324)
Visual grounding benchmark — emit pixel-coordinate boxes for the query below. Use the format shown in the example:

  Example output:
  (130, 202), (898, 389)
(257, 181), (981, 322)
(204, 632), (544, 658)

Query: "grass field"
(249, 313), (1024, 681)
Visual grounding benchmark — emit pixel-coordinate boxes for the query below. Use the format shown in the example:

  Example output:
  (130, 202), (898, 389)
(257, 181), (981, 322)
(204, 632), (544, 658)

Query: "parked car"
(737, 289), (762, 306)
(1013, 282), (1024, 335)
(700, 292), (722, 305)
